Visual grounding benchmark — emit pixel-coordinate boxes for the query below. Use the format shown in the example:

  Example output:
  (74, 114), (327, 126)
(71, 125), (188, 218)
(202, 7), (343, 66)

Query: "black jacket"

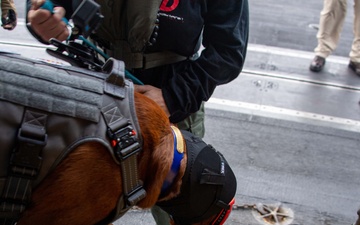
(26, 0), (249, 123)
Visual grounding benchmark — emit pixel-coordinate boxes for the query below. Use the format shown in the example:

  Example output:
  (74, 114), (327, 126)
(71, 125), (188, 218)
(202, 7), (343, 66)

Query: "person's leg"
(348, 0), (360, 75)
(315, 0), (347, 57)
(151, 206), (172, 225)
(350, 0), (360, 62)
(310, 0), (347, 71)
(151, 102), (205, 225)
(176, 102), (205, 139)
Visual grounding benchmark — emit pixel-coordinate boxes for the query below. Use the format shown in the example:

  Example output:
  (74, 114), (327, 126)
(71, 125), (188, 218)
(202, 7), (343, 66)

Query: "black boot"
(349, 61), (360, 77)
(309, 56), (326, 72)
(354, 209), (360, 225)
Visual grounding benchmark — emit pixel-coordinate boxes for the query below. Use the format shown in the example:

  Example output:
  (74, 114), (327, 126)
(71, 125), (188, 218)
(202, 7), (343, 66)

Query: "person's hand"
(135, 85), (170, 117)
(27, 0), (69, 43)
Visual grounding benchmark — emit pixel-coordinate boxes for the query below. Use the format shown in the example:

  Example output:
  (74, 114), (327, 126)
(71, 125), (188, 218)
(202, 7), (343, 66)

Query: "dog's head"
(157, 130), (237, 225)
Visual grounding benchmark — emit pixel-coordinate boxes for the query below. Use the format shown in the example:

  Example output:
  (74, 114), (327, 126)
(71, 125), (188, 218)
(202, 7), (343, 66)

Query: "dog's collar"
(160, 126), (184, 195)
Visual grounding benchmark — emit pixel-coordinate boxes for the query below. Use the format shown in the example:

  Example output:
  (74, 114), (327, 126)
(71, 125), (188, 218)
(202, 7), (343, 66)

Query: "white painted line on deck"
(0, 40), (48, 48)
(206, 97), (360, 132)
(242, 69), (360, 91)
(247, 44), (349, 65)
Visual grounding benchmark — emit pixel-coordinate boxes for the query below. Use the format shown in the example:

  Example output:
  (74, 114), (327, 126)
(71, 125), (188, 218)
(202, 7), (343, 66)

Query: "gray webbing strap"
(100, 60), (146, 218)
(103, 58), (126, 98)
(101, 96), (146, 209)
(0, 109), (48, 225)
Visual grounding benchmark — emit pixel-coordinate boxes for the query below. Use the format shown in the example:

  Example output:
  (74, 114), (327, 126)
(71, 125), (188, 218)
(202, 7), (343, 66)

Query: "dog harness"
(0, 53), (146, 225)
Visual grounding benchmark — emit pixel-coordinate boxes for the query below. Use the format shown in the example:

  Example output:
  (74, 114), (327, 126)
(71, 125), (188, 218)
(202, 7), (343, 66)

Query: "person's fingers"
(41, 18), (68, 41)
(28, 8), (51, 24)
(134, 84), (150, 93)
(134, 85), (143, 93)
(53, 6), (66, 19)
(30, 0), (46, 10)
(53, 26), (69, 41)
(28, 8), (69, 42)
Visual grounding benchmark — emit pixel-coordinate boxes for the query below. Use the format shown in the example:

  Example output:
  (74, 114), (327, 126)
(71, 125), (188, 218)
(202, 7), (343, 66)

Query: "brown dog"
(0, 54), (236, 225)
(16, 92), (191, 225)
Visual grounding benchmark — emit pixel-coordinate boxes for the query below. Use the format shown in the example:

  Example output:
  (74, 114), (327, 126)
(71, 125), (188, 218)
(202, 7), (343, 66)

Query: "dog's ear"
(134, 92), (170, 138)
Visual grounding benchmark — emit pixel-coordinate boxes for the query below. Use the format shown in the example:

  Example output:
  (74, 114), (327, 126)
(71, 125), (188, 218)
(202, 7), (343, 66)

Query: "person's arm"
(163, 0), (249, 123)
(26, 0), (73, 44)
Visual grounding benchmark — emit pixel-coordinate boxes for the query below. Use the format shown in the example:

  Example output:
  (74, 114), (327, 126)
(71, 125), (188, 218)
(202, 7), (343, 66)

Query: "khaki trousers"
(315, 0), (360, 62)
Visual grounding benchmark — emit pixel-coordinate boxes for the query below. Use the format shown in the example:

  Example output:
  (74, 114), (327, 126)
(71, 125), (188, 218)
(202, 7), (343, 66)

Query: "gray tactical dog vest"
(0, 52), (146, 225)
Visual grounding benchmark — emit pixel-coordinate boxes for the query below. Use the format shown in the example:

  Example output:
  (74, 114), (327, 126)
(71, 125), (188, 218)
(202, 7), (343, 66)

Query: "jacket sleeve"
(163, 0), (249, 123)
(26, 0), (73, 44)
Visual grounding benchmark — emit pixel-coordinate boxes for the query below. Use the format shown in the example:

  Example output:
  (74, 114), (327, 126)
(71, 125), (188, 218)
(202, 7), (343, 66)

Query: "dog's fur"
(15, 92), (216, 225)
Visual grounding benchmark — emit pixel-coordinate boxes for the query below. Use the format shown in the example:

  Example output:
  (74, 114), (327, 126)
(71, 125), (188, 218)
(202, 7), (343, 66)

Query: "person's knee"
(177, 102), (205, 138)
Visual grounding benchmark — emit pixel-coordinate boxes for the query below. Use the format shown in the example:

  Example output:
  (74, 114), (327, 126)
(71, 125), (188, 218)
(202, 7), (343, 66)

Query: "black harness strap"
(0, 109), (48, 225)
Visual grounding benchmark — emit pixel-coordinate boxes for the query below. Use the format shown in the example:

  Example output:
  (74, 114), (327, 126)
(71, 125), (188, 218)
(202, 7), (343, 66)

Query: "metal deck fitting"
(251, 203), (294, 225)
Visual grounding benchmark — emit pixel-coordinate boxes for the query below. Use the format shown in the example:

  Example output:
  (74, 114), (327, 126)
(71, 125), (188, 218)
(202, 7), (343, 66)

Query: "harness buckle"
(17, 127), (47, 146)
(106, 123), (146, 210)
(9, 128), (47, 178)
(125, 184), (147, 207)
(107, 125), (141, 161)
